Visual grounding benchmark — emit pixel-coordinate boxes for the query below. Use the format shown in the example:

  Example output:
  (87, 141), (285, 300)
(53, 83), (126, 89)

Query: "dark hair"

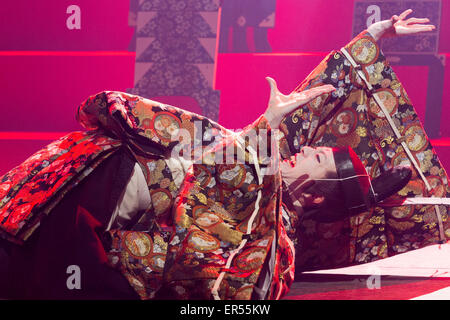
(299, 146), (371, 222)
(302, 170), (350, 223)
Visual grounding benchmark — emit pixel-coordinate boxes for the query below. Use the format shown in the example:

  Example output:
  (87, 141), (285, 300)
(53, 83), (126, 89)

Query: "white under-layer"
(304, 243), (450, 278)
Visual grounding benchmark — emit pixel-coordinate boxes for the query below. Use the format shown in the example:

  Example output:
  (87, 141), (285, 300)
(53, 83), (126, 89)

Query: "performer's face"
(296, 146), (336, 180)
(281, 146), (337, 187)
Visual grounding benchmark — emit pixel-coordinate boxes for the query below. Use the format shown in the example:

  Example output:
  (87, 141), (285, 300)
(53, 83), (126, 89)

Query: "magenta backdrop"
(0, 0), (449, 175)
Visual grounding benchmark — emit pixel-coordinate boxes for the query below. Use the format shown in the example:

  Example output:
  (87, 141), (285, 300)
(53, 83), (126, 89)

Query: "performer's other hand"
(367, 9), (436, 42)
(264, 77), (335, 129)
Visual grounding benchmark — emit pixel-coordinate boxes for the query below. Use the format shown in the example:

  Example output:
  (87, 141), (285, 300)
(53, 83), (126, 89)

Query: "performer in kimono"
(0, 10), (442, 300)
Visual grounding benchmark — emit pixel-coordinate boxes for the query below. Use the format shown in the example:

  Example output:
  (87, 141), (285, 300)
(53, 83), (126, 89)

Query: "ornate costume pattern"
(278, 31), (450, 273)
(0, 31), (448, 300)
(159, 116), (294, 300)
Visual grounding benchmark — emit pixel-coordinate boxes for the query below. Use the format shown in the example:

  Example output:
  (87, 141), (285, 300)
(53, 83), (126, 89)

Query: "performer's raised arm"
(366, 9), (435, 41)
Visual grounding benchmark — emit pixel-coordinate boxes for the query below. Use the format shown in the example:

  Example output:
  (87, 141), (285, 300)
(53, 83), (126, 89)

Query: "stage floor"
(285, 243), (450, 300)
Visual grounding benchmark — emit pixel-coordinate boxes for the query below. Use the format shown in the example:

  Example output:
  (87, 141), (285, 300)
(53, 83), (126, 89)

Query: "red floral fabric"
(0, 132), (120, 243)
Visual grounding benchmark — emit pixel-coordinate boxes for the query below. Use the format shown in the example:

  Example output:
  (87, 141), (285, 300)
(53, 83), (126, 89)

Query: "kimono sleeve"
(286, 30), (450, 272)
(277, 31), (379, 159)
(77, 91), (231, 159)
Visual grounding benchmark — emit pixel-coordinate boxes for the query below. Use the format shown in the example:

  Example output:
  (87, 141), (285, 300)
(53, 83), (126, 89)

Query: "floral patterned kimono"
(0, 30), (448, 300)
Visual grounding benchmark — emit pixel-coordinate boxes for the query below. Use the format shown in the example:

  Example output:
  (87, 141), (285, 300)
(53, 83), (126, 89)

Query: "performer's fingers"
(285, 85), (334, 114)
(413, 25), (436, 31)
(295, 84), (335, 94)
(399, 9), (413, 20)
(307, 84), (335, 91)
(300, 85), (335, 96)
(266, 76), (279, 98)
(301, 85), (335, 99)
(291, 84), (334, 96)
(401, 25), (435, 34)
(405, 17), (430, 25)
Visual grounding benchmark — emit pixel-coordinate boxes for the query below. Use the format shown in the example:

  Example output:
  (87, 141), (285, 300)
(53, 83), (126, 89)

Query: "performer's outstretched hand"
(264, 77), (335, 129)
(367, 9), (436, 42)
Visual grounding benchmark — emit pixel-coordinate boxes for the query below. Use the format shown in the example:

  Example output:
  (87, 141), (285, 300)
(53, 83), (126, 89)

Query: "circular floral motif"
(193, 165), (212, 188)
(149, 254), (165, 273)
(141, 118), (152, 130)
(403, 124), (428, 152)
(194, 211), (222, 228)
(427, 176), (445, 197)
(307, 94), (328, 115)
(123, 232), (153, 258)
(349, 66), (365, 87)
(192, 205), (208, 216)
(390, 206), (414, 220)
(187, 230), (220, 252)
(423, 207), (439, 224)
(369, 89), (398, 118)
(217, 164), (246, 191)
(350, 37), (379, 65)
(151, 189), (173, 215)
(152, 112), (181, 142)
(234, 247), (267, 271)
(331, 108), (357, 137)
(391, 152), (413, 169)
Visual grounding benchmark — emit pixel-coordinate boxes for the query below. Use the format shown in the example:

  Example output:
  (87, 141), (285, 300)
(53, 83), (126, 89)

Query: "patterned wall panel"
(127, 0), (221, 120)
(218, 0), (276, 53)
